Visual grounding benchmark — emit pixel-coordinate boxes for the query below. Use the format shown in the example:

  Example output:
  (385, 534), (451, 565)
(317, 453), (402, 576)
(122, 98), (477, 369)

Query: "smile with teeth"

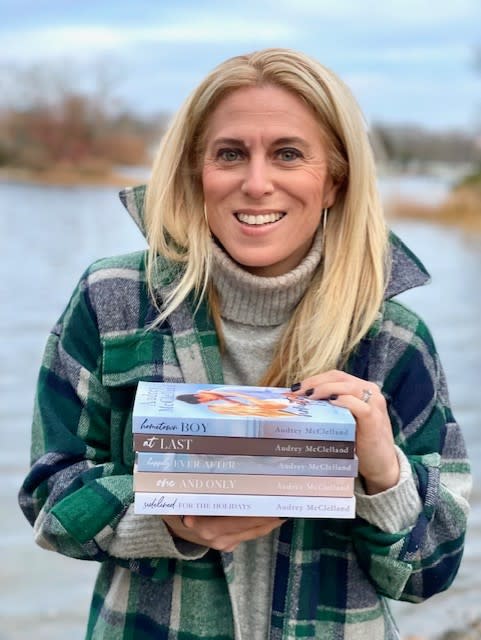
(235, 212), (286, 225)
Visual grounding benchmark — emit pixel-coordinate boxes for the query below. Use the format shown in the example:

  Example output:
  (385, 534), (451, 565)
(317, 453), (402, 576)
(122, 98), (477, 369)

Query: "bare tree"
(0, 59), (166, 172)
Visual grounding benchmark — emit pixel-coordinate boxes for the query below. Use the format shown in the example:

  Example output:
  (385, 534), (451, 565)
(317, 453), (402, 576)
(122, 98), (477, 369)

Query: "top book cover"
(132, 382), (356, 442)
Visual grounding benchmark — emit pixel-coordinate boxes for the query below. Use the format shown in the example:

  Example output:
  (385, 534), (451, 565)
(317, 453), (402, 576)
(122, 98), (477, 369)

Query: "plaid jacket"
(19, 186), (471, 639)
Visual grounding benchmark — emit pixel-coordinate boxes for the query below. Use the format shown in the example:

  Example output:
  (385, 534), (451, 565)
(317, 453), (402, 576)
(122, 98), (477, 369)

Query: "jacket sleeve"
(18, 267), (207, 571)
(350, 303), (471, 602)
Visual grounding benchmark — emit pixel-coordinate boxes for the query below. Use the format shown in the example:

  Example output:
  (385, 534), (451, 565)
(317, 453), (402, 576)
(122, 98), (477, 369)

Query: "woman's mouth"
(234, 211), (286, 225)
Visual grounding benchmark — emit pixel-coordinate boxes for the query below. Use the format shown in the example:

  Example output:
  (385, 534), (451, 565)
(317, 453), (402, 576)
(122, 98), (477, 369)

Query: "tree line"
(0, 62), (479, 177)
(0, 62), (167, 176)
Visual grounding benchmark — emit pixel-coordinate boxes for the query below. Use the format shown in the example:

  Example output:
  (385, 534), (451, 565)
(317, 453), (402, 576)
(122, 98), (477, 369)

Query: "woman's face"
(202, 85), (339, 277)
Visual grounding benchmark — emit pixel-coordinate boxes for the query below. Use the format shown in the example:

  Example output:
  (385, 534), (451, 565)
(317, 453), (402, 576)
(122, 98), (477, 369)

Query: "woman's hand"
(292, 370), (399, 494)
(162, 515), (286, 551)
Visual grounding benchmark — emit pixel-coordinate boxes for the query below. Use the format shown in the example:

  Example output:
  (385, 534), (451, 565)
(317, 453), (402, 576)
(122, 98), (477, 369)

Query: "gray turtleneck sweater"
(210, 230), (324, 387)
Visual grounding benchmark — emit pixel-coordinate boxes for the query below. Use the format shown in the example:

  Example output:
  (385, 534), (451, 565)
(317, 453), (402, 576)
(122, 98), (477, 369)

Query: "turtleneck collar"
(210, 228), (324, 327)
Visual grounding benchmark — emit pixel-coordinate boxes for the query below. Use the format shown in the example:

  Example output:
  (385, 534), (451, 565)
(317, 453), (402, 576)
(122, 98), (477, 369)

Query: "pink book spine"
(133, 470), (354, 497)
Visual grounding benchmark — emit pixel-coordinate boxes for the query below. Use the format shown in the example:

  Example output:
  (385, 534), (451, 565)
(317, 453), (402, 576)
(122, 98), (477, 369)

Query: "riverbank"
(405, 617), (481, 640)
(0, 166), (143, 187)
(3, 166), (480, 231)
(386, 185), (481, 232)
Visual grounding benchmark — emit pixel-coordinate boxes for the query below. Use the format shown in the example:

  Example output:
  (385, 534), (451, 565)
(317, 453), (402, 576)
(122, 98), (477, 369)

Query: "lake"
(0, 176), (479, 640)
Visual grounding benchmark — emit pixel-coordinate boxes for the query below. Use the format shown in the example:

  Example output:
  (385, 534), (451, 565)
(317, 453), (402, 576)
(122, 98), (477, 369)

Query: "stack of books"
(132, 382), (358, 519)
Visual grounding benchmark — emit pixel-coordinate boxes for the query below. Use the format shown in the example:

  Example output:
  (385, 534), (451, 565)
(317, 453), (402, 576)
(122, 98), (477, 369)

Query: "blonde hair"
(144, 48), (389, 385)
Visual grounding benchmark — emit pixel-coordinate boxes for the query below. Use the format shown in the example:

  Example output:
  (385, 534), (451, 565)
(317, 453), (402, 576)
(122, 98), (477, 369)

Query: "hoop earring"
(322, 207), (329, 235)
(203, 203), (209, 226)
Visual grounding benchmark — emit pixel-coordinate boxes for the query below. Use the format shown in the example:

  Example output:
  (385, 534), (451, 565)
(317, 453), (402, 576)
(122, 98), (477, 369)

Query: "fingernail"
(305, 388), (314, 396)
(290, 382), (301, 391)
(329, 394), (338, 400)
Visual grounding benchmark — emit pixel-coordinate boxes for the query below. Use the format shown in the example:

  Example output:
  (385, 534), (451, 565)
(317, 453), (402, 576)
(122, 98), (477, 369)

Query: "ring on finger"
(361, 388), (373, 403)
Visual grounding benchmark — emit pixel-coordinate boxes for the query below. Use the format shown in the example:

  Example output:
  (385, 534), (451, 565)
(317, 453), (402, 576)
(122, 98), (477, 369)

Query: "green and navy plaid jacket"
(19, 186), (471, 639)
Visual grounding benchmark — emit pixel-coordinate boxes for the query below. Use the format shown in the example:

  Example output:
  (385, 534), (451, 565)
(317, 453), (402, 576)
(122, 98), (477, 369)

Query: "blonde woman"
(19, 49), (471, 640)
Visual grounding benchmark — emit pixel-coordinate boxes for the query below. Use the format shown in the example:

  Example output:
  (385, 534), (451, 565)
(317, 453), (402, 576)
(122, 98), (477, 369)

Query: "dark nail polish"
(290, 382), (301, 392)
(329, 394), (338, 400)
(305, 388), (314, 396)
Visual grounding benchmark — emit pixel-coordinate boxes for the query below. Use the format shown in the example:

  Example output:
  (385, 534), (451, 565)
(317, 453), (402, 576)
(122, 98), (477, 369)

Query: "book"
(133, 434), (356, 458)
(132, 382), (356, 441)
(134, 492), (356, 518)
(136, 452), (359, 476)
(133, 471), (355, 497)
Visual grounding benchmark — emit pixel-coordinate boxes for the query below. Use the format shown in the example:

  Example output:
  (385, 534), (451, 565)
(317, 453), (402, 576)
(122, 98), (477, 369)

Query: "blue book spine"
(132, 416), (355, 440)
(136, 452), (359, 477)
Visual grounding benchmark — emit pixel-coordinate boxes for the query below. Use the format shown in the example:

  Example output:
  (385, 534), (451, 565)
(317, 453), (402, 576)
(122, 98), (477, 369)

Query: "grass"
(387, 184), (481, 232)
(0, 165), (141, 187)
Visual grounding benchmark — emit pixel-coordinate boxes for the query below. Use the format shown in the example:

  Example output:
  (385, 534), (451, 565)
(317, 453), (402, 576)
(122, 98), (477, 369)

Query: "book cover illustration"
(133, 382), (356, 441)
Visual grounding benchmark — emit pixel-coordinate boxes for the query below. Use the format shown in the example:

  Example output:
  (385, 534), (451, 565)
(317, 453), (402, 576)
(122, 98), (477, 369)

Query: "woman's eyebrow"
(209, 136), (310, 147)
(210, 137), (246, 147)
(273, 136), (309, 147)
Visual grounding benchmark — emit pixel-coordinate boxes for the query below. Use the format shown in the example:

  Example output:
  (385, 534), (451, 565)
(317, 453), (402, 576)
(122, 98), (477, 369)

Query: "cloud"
(273, 0), (480, 26)
(346, 45), (470, 64)
(1, 0), (478, 130)
(1, 21), (295, 63)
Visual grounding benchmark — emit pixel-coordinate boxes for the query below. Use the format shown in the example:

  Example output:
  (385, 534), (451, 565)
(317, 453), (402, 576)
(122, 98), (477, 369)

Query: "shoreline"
(2, 166), (480, 231)
(385, 188), (481, 232)
(403, 616), (481, 640)
(0, 167), (144, 188)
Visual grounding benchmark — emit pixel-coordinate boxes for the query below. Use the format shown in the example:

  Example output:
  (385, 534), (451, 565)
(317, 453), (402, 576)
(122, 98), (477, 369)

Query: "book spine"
(134, 492), (356, 518)
(136, 452), (359, 477)
(133, 434), (356, 458)
(132, 417), (355, 441)
(133, 471), (355, 497)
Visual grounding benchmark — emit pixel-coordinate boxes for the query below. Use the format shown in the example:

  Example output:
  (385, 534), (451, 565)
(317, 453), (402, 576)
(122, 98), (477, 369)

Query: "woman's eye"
(278, 148), (301, 162)
(218, 149), (243, 162)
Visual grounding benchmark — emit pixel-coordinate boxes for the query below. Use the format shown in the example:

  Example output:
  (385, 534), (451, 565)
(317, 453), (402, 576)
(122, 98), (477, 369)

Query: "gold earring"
(322, 207), (329, 235)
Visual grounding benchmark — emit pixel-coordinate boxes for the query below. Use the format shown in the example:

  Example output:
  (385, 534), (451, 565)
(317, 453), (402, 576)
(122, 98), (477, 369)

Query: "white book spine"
(134, 492), (356, 518)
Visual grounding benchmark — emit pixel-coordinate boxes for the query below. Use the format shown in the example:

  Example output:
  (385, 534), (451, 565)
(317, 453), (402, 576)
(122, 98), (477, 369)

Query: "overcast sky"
(1, 0), (480, 131)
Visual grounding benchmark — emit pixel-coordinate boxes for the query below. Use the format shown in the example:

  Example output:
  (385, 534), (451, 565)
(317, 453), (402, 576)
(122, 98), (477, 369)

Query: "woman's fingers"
(162, 515), (286, 551)
(290, 370), (399, 494)
(292, 370), (380, 402)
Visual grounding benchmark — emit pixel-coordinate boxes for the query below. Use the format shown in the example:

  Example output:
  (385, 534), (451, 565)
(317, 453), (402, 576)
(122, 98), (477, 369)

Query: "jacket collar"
(119, 184), (430, 299)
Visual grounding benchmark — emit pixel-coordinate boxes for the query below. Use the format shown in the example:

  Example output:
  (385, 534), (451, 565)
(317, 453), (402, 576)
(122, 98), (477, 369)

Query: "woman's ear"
(324, 179), (341, 210)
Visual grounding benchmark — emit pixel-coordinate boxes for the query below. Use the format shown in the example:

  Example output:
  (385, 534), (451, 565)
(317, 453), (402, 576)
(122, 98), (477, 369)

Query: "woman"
(176, 388), (296, 417)
(19, 48), (471, 639)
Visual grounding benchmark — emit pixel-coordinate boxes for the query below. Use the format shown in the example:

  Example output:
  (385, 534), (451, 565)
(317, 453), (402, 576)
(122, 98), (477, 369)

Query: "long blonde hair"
(144, 48), (389, 385)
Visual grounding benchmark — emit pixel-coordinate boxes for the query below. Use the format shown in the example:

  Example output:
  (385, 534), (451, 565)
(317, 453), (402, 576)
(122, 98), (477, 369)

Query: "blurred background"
(1, 1), (480, 639)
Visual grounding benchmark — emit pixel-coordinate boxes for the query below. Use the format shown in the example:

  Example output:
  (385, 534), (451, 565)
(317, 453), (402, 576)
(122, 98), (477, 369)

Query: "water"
(0, 178), (479, 639)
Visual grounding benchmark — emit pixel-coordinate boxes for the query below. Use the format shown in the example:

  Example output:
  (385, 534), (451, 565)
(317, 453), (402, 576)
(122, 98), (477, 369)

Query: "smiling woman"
(18, 48), (471, 640)
(202, 85), (338, 276)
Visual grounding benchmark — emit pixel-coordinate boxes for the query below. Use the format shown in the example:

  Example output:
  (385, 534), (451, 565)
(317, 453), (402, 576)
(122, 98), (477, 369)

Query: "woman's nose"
(241, 159), (274, 198)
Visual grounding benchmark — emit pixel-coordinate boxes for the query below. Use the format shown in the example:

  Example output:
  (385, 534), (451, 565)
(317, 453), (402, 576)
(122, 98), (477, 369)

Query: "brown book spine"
(133, 434), (355, 458)
(133, 470), (355, 497)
